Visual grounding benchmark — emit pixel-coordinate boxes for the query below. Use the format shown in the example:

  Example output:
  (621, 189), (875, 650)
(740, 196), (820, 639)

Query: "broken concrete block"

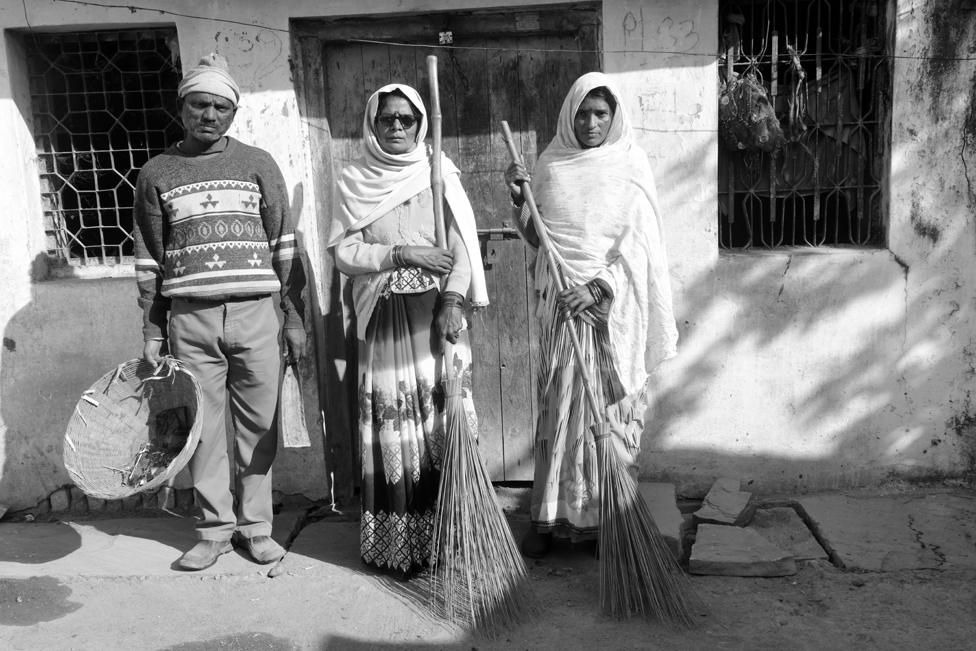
(797, 493), (968, 571)
(694, 477), (754, 525)
(638, 482), (684, 557)
(690, 523), (797, 577)
(49, 487), (70, 512)
(749, 507), (827, 561)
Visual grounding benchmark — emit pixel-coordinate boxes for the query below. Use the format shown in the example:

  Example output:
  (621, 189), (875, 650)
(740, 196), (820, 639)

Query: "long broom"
(500, 120), (698, 625)
(426, 56), (535, 634)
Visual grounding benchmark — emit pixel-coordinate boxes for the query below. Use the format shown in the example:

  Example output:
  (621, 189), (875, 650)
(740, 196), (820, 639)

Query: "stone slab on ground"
(694, 477), (754, 525)
(749, 507), (827, 561)
(638, 482), (684, 556)
(690, 523), (797, 577)
(799, 490), (976, 571)
(0, 510), (301, 578)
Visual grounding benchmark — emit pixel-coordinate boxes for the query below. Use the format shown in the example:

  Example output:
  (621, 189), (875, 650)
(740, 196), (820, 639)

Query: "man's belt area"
(177, 294), (270, 304)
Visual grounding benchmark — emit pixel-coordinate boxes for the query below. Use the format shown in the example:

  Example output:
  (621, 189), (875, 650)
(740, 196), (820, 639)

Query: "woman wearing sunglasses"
(328, 84), (489, 580)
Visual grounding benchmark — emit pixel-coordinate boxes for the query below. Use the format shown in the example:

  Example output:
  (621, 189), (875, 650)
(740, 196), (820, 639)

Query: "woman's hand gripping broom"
(426, 56), (535, 635)
(500, 120), (699, 625)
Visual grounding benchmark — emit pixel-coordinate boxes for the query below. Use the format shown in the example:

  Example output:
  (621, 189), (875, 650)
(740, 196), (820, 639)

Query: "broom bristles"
(597, 431), (699, 625)
(429, 369), (536, 634)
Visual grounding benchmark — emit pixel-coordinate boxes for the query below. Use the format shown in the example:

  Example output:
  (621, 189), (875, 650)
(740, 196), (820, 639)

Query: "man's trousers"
(169, 295), (281, 541)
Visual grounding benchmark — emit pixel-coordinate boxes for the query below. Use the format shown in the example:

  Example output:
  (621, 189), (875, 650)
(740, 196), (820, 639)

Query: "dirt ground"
(2, 508), (975, 650)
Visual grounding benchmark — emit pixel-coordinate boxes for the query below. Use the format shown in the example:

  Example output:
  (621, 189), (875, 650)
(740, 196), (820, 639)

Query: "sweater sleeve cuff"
(140, 298), (170, 340)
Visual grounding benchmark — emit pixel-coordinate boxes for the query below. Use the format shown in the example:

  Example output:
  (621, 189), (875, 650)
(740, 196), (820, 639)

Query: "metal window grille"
(718, 1), (891, 249)
(26, 29), (183, 265)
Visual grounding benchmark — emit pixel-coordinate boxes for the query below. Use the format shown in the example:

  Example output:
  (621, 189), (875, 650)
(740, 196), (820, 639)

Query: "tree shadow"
(642, 108), (976, 494)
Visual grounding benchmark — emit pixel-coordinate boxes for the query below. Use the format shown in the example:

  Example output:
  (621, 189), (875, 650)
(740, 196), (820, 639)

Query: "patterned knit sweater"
(133, 138), (305, 340)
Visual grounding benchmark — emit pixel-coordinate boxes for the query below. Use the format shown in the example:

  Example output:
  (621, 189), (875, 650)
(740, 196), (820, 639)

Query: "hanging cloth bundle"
(719, 73), (785, 153)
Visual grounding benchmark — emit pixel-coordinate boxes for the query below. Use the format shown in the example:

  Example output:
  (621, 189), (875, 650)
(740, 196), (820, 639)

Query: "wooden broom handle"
(428, 55), (459, 370)
(499, 121), (602, 420)
(427, 55), (447, 250)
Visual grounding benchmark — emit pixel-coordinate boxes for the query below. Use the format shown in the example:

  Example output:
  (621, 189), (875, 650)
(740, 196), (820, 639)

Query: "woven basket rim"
(63, 358), (203, 500)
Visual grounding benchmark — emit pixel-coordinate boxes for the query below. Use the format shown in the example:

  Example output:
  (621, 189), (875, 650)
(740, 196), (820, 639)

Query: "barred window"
(25, 29), (183, 266)
(718, 1), (891, 249)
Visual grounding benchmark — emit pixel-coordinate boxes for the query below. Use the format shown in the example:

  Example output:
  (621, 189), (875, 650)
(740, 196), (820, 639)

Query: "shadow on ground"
(0, 577), (82, 626)
(0, 522), (82, 565)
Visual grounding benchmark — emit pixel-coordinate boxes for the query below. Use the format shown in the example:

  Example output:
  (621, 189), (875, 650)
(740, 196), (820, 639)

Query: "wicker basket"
(63, 358), (203, 500)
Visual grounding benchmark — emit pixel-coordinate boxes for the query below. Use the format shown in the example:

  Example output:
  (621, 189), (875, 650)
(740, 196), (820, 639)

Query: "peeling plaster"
(909, 194), (941, 244)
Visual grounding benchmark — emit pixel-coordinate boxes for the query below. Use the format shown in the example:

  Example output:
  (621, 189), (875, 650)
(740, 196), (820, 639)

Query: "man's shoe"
(177, 540), (232, 571)
(520, 529), (552, 559)
(235, 534), (284, 564)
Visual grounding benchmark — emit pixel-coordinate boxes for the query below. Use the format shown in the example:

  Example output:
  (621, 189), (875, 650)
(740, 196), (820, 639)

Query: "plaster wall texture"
(0, 0), (973, 508)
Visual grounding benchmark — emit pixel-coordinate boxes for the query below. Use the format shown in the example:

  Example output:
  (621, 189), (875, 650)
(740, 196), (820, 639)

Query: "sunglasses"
(375, 113), (418, 129)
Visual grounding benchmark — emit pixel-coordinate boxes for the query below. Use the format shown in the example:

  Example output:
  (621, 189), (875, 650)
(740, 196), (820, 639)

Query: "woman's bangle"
(587, 280), (604, 304)
(440, 291), (465, 309)
(391, 245), (405, 267)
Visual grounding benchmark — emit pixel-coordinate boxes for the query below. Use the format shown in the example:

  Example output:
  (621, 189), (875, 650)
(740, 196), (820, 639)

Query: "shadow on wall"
(642, 85), (976, 494)
(0, 256), (145, 511)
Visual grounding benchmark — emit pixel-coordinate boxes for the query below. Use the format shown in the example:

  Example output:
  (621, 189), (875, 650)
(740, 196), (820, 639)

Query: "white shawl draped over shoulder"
(328, 83), (489, 338)
(530, 72), (678, 395)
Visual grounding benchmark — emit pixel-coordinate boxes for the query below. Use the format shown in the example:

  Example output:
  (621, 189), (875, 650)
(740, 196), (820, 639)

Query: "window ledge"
(45, 264), (135, 280)
(719, 245), (888, 258)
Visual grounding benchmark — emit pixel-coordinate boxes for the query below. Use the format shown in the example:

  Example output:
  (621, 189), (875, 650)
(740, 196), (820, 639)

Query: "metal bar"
(814, 27), (822, 228)
(769, 30), (778, 239)
(726, 42), (736, 248)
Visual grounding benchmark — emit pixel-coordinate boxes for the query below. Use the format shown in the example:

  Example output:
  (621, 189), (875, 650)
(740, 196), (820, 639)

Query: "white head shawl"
(329, 84), (489, 336)
(531, 72), (678, 392)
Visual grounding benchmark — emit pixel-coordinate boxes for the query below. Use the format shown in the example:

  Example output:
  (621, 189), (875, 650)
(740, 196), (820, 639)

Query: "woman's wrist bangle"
(392, 245), (405, 267)
(440, 291), (465, 309)
(587, 281), (604, 304)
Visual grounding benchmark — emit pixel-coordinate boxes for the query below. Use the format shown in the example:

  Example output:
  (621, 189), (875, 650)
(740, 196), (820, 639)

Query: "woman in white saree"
(505, 72), (678, 557)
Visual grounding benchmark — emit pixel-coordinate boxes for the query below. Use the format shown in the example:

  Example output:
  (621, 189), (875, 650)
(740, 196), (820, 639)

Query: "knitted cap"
(177, 53), (240, 106)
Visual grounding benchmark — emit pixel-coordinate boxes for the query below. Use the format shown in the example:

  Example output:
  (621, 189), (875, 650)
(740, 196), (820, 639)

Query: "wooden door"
(293, 4), (600, 493)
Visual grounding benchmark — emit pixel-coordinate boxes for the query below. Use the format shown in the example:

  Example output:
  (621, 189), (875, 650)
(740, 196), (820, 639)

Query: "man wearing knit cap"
(133, 54), (306, 570)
